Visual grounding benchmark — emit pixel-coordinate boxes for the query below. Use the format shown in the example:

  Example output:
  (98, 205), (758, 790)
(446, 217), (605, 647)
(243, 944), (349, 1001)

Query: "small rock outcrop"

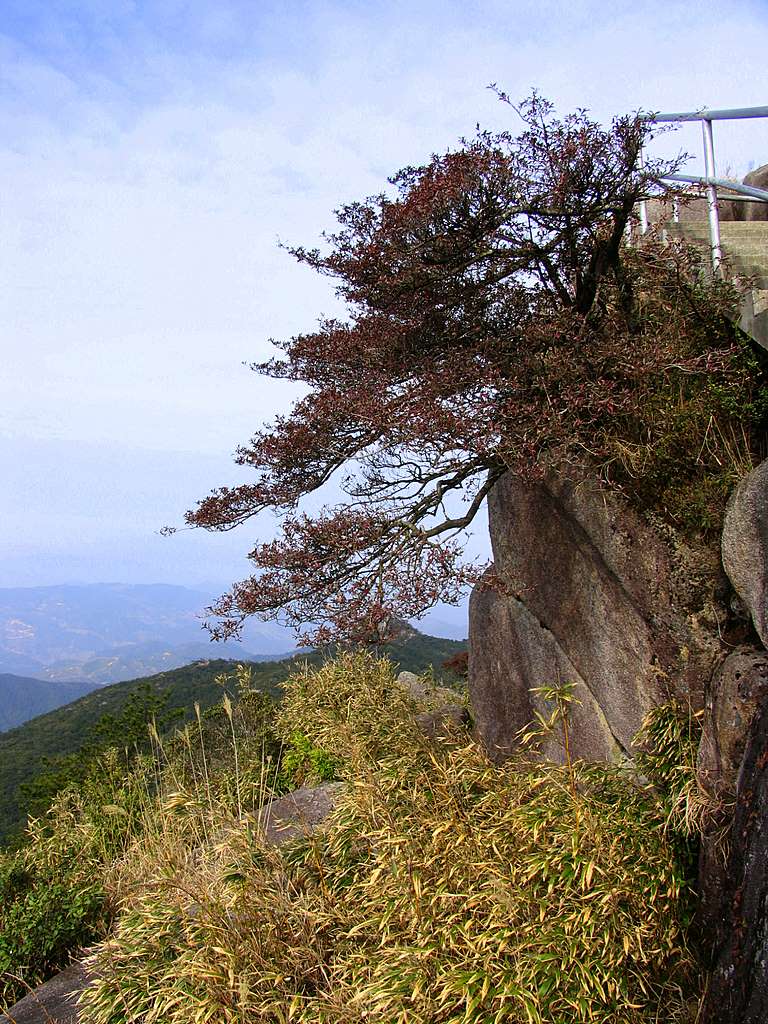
(395, 670), (470, 740)
(722, 459), (768, 647)
(258, 781), (345, 847)
(0, 963), (89, 1024)
(469, 469), (722, 763)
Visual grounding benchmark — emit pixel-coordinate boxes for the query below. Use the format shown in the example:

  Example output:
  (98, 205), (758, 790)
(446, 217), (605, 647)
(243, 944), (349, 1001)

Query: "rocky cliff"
(469, 468), (725, 763)
(468, 457), (768, 1021)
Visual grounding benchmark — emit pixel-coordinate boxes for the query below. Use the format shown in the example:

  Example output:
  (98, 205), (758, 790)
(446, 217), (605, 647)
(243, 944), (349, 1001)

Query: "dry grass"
(77, 654), (702, 1024)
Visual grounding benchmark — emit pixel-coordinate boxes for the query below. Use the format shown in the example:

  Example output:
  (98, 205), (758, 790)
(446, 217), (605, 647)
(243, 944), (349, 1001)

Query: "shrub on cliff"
(182, 92), (764, 647)
(0, 748), (151, 1008)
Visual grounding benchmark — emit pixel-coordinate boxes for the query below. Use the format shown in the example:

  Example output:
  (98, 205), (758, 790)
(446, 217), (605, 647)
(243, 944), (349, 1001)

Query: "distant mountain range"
(0, 583), (297, 683)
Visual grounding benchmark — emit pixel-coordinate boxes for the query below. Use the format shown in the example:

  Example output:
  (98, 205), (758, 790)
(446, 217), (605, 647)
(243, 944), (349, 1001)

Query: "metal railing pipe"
(636, 103), (767, 272)
(638, 148), (649, 234)
(663, 174), (768, 202)
(701, 119), (723, 274)
(643, 105), (768, 123)
(700, 117), (724, 272)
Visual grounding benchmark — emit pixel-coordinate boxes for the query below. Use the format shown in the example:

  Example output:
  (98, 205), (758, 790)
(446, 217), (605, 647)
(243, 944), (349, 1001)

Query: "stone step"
(662, 227), (768, 276)
(658, 218), (768, 349)
(671, 221), (768, 231)
(667, 224), (768, 240)
(666, 237), (768, 251)
(676, 238), (768, 250)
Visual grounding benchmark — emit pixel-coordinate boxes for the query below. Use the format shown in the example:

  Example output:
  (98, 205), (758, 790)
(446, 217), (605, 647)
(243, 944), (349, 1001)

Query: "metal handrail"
(646, 106), (768, 123)
(664, 174), (768, 202)
(639, 105), (768, 274)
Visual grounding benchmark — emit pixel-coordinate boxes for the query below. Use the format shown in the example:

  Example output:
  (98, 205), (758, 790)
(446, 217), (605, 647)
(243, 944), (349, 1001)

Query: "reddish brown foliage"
(187, 93), (750, 644)
(442, 651), (469, 679)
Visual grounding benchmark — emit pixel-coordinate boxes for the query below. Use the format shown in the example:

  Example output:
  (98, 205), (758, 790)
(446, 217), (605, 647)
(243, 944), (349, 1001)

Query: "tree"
(186, 92), (755, 645)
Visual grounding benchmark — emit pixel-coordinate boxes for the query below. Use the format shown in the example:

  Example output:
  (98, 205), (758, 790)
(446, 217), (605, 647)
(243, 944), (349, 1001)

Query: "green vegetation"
(0, 747), (154, 1008)
(279, 730), (339, 788)
(0, 653), (702, 1023)
(0, 632), (463, 842)
(0, 673), (96, 732)
(635, 698), (708, 839)
(0, 659), (268, 843)
(18, 684), (181, 828)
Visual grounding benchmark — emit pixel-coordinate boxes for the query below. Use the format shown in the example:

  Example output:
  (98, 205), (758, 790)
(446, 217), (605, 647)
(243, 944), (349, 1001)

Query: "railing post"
(638, 148), (649, 234)
(701, 117), (723, 276)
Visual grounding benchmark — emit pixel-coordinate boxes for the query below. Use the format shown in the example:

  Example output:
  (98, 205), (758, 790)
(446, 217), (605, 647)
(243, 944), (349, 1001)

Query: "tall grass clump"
(634, 698), (711, 844)
(0, 664), (281, 1011)
(275, 651), (464, 780)
(79, 652), (701, 1024)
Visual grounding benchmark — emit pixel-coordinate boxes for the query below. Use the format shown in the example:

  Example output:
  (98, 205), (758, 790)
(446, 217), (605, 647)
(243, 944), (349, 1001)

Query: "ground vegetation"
(73, 654), (703, 1024)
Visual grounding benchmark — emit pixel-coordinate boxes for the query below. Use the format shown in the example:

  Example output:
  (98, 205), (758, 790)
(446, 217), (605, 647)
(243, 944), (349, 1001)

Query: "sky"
(2, 0), (768, 635)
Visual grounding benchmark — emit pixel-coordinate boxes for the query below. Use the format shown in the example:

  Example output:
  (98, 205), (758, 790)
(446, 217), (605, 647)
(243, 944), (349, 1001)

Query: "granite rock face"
(697, 647), (768, 936)
(469, 470), (722, 762)
(700, 696), (768, 1023)
(698, 647), (768, 802)
(469, 575), (621, 763)
(722, 459), (768, 647)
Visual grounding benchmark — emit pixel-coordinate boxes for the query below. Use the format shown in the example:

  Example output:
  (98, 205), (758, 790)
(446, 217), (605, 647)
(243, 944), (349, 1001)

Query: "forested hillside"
(0, 673), (97, 732)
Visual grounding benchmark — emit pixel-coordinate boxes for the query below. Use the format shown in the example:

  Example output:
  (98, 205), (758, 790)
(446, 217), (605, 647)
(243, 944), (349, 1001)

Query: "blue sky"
(2, 0), (768, 633)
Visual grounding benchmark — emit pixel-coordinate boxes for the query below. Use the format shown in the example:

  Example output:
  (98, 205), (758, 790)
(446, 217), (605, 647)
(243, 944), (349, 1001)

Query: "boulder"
(395, 669), (449, 702)
(395, 669), (463, 708)
(700, 695), (768, 1023)
(0, 962), (89, 1024)
(718, 195), (744, 222)
(722, 459), (768, 647)
(646, 194), (741, 224)
(469, 470), (723, 763)
(258, 782), (345, 847)
(676, 194), (741, 223)
(396, 670), (470, 741)
(743, 164), (768, 222)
